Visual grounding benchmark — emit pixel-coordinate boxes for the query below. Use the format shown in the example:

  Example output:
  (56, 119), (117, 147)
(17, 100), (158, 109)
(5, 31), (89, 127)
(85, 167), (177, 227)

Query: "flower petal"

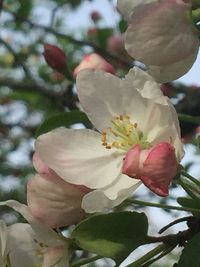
(77, 68), (183, 160)
(82, 174), (140, 213)
(117, 0), (157, 21)
(124, 67), (165, 102)
(140, 142), (178, 196)
(147, 49), (199, 83)
(124, 0), (198, 66)
(148, 124), (184, 161)
(27, 174), (86, 228)
(77, 68), (162, 133)
(7, 223), (41, 267)
(73, 53), (116, 78)
(43, 245), (70, 267)
(35, 128), (124, 189)
(0, 200), (65, 247)
(0, 221), (7, 260)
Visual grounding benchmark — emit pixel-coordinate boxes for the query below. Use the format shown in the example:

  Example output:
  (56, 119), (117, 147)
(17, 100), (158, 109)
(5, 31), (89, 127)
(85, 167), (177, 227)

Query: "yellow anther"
(101, 114), (150, 151)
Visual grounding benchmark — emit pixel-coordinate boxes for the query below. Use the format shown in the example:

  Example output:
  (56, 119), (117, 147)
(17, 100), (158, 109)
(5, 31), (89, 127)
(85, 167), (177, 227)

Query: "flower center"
(101, 115), (150, 151)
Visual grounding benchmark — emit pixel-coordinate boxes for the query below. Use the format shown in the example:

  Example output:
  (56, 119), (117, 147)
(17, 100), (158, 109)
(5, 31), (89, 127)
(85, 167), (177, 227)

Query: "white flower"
(0, 200), (70, 267)
(117, 0), (199, 82)
(34, 67), (184, 213)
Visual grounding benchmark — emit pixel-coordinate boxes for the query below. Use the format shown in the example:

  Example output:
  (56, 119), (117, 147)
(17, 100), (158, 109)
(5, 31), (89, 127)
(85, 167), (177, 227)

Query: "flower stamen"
(101, 115), (150, 151)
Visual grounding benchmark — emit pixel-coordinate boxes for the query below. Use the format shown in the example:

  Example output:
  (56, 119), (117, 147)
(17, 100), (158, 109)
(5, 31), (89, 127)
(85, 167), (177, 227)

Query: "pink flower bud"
(90, 11), (102, 22)
(43, 43), (67, 72)
(160, 83), (173, 98)
(73, 53), (116, 78)
(122, 142), (178, 197)
(107, 35), (125, 56)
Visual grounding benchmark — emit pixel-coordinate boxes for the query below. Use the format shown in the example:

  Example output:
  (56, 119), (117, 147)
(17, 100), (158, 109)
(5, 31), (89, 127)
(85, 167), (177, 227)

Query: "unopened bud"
(43, 43), (67, 73)
(90, 11), (102, 22)
(73, 53), (116, 78)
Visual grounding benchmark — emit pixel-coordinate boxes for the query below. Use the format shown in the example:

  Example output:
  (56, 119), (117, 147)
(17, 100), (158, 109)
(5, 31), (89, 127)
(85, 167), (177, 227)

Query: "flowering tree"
(1, 0), (200, 266)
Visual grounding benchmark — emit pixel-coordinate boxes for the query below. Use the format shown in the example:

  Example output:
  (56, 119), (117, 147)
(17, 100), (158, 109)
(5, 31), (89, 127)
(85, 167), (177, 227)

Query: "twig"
(0, 76), (62, 99)
(159, 216), (194, 234)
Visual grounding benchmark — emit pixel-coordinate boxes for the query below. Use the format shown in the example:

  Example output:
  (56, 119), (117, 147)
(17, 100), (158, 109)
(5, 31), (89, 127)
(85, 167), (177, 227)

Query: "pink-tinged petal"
(73, 53), (116, 78)
(117, 0), (157, 20)
(82, 174), (140, 213)
(35, 128), (124, 189)
(27, 174), (86, 228)
(32, 153), (51, 175)
(0, 200), (64, 247)
(148, 124), (184, 162)
(7, 223), (41, 267)
(147, 49), (199, 83)
(124, 0), (198, 66)
(43, 245), (70, 267)
(33, 153), (91, 194)
(123, 142), (178, 197)
(122, 145), (141, 178)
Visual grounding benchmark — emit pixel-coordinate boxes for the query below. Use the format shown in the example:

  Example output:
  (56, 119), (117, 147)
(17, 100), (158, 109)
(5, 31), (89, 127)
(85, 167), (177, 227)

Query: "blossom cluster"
(1, 0), (200, 266)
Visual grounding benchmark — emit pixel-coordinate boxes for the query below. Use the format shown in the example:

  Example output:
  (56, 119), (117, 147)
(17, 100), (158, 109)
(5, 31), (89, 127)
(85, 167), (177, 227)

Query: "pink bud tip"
(73, 53), (116, 78)
(122, 142), (178, 197)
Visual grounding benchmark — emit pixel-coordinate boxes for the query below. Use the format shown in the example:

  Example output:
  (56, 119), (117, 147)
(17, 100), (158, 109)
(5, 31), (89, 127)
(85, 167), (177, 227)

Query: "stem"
(70, 255), (102, 267)
(178, 113), (200, 125)
(142, 245), (176, 267)
(181, 170), (200, 187)
(126, 199), (200, 214)
(159, 216), (193, 234)
(125, 244), (167, 267)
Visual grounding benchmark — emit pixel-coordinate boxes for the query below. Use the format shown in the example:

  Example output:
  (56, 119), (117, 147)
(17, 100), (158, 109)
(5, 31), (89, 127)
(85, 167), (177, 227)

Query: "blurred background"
(1, 0), (200, 266)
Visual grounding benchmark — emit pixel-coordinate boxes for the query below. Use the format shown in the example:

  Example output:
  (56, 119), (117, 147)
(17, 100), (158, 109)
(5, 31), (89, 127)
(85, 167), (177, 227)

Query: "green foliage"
(72, 212), (149, 264)
(16, 0), (33, 19)
(118, 19), (127, 33)
(36, 110), (91, 137)
(177, 197), (200, 217)
(96, 28), (114, 48)
(177, 232), (200, 266)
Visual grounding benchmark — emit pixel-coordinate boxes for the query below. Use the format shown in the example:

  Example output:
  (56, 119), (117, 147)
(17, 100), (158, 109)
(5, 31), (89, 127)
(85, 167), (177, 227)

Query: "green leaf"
(196, 135), (200, 149)
(17, 0), (33, 20)
(72, 212), (149, 264)
(177, 232), (200, 266)
(118, 19), (127, 33)
(177, 197), (200, 217)
(178, 114), (200, 125)
(96, 28), (114, 48)
(36, 111), (91, 137)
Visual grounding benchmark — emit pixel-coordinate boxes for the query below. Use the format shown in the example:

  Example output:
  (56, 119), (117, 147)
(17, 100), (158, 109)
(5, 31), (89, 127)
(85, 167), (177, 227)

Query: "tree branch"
(4, 8), (133, 68)
(0, 76), (62, 99)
